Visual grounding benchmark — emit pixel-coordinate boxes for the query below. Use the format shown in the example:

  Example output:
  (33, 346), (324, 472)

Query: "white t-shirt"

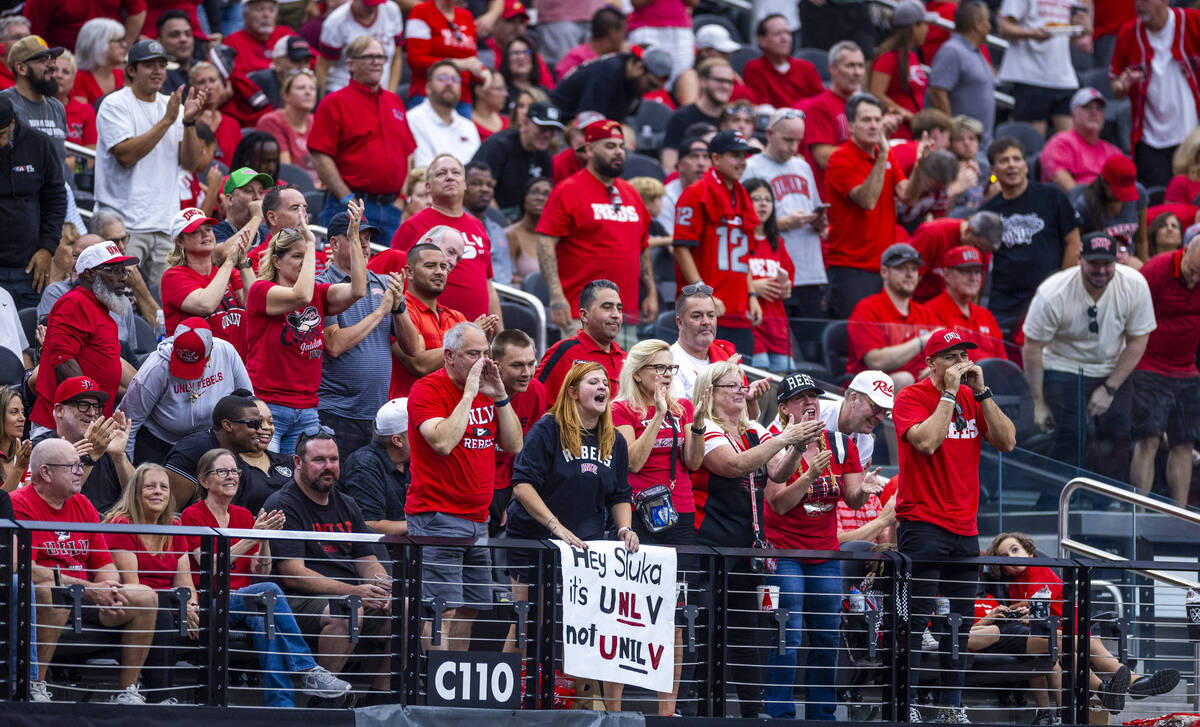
(95, 88), (184, 234)
(819, 399), (874, 468)
(319, 1), (403, 93)
(996, 0), (1078, 89)
(1142, 11), (1200, 148)
(406, 100), (482, 168)
(658, 177), (683, 236)
(669, 340), (710, 400)
(1022, 264), (1157, 378)
(0, 286), (29, 361)
(742, 152), (827, 286)
(702, 420), (771, 456)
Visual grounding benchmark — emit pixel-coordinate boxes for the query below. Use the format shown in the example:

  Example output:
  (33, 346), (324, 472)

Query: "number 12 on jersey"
(717, 226), (750, 273)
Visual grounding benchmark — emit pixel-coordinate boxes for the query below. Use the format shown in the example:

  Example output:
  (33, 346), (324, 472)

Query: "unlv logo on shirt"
(45, 532), (89, 558)
(769, 174), (811, 200)
(461, 232), (487, 261)
(462, 405), (495, 449)
(283, 306), (324, 358)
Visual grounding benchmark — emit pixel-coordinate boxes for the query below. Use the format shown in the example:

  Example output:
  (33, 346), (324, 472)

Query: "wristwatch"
(1102, 382), (1118, 396)
(690, 425), (705, 435)
(974, 387), (993, 402)
(80, 454), (96, 467)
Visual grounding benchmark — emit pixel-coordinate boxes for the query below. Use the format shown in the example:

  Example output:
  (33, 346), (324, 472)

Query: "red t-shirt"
(847, 292), (939, 378)
(31, 287), (122, 428)
(10, 487), (113, 579)
(64, 97), (97, 147)
(405, 2), (479, 101)
(746, 235), (795, 356)
(307, 79), (417, 195)
(406, 367), (497, 522)
(893, 378), (989, 536)
(764, 430), (863, 554)
(105, 514), (187, 590)
(673, 168), (760, 328)
(1094, 0), (1137, 37)
(910, 217), (995, 302)
(611, 398), (696, 512)
(160, 264), (246, 356)
(245, 280), (332, 408)
(388, 291), (467, 397)
(180, 500), (259, 591)
(210, 112), (243, 166)
(535, 329), (627, 405)
(494, 378), (547, 490)
(387, 207), (493, 320)
(871, 49), (928, 139)
(926, 292), (1009, 360)
(552, 146), (582, 184)
(1165, 174), (1200, 204)
(224, 27), (295, 75)
(742, 56), (823, 109)
(825, 140), (906, 272)
(1136, 248), (1200, 376)
(802, 87), (853, 196)
(537, 169), (650, 323)
(920, 1), (958, 62)
(26, 0), (145, 55)
(1007, 564), (1064, 618)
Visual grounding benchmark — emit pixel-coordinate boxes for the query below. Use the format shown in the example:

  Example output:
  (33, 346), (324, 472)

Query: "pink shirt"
(555, 44), (598, 79)
(629, 0), (690, 30)
(1039, 129), (1126, 186)
(255, 110), (318, 186)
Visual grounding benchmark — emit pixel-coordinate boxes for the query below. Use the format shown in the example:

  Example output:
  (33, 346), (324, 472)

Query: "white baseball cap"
(847, 370), (895, 410)
(170, 207), (218, 239)
(374, 398), (408, 436)
(695, 24), (741, 53)
(75, 240), (138, 274)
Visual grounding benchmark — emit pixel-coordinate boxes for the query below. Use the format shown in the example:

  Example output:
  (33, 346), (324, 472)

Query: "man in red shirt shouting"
(892, 328), (1016, 723)
(673, 129), (762, 357)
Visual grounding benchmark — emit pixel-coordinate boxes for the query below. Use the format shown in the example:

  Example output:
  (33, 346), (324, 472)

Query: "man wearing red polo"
(825, 92), (927, 319)
(223, 0), (294, 75)
(673, 129), (762, 357)
(380, 154), (500, 321)
(390, 243), (467, 398)
(926, 246), (1008, 360)
(539, 119), (654, 333)
(536, 279), (627, 404)
(310, 35), (416, 244)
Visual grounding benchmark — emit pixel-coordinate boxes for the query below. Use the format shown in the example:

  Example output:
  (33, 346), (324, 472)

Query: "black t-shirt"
(0, 487), (13, 520)
(663, 104), (720, 152)
(506, 416), (631, 541)
(164, 429), (288, 512)
(264, 480), (375, 583)
(30, 430), (122, 515)
(470, 129), (553, 213)
(340, 441), (408, 526)
(1073, 184), (1146, 248)
(549, 55), (636, 123)
(980, 181), (1080, 332)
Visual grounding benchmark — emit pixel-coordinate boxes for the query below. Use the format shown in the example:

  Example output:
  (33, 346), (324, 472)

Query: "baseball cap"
(923, 328), (978, 359)
(76, 241), (138, 274)
(695, 24), (741, 53)
(637, 47), (673, 80)
(1101, 155), (1139, 202)
(941, 245), (985, 269)
(272, 35), (313, 61)
(708, 129), (760, 155)
(374, 398), (409, 436)
(847, 371), (895, 410)
(171, 207), (218, 239)
(881, 242), (924, 268)
(0, 96), (14, 127)
(6, 35), (64, 68)
(224, 166), (275, 194)
(128, 39), (168, 64)
(1070, 86), (1107, 111)
(502, 0), (529, 20)
(55, 376), (109, 406)
(584, 119), (623, 143)
(170, 317), (213, 380)
(1080, 231), (1119, 261)
(326, 211), (381, 238)
(777, 371), (822, 403)
(528, 101), (564, 130)
(892, 0), (938, 25)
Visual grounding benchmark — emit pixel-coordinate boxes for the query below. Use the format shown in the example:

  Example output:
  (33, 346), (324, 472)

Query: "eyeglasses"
(45, 461), (85, 473)
(352, 54), (388, 63)
(69, 400), (103, 414)
(228, 418), (263, 429)
(642, 364), (680, 375)
(681, 283), (714, 296)
(108, 234), (129, 246)
(433, 73), (461, 84)
(707, 76), (736, 86)
(205, 467), (239, 479)
(1087, 305), (1099, 334)
(712, 383), (750, 393)
(508, 48), (532, 57)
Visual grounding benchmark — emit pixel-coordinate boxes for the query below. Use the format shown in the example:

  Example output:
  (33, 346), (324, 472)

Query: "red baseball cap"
(54, 376), (109, 406)
(1100, 155), (1139, 203)
(923, 328), (978, 359)
(584, 119), (623, 143)
(170, 317), (214, 380)
(502, 0), (529, 19)
(941, 245), (985, 269)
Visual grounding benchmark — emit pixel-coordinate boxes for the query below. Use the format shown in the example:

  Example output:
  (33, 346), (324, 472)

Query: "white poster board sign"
(554, 540), (677, 693)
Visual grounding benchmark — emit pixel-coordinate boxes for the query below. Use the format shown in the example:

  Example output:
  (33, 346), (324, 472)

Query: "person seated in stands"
(340, 398), (410, 536)
(181, 447), (352, 706)
(14, 438), (158, 705)
(846, 243), (940, 390)
(234, 395), (297, 511)
(982, 532), (1181, 720)
(1040, 88), (1126, 193)
(249, 36), (313, 109)
(265, 432), (392, 694)
(925, 246), (1009, 360)
(910, 211), (1003, 303)
(211, 167), (272, 247)
(165, 391), (274, 510)
(741, 13), (823, 109)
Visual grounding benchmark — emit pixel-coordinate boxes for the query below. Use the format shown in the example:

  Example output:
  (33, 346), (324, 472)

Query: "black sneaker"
(1128, 669), (1181, 700)
(1097, 665), (1131, 713)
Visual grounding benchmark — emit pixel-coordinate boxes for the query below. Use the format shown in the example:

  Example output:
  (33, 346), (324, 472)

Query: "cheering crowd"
(0, 0), (1197, 719)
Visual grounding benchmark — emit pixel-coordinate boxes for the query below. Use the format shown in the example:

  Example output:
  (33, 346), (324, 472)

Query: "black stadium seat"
(797, 48), (830, 83)
(627, 100), (673, 154)
(821, 320), (851, 385)
(994, 121), (1046, 156)
(500, 301), (541, 339)
(19, 306), (38, 347)
(277, 162), (315, 193)
(0, 348), (22, 385)
(621, 152), (666, 182)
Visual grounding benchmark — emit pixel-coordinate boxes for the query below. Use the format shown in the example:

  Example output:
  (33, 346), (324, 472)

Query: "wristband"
(690, 426), (705, 436)
(974, 387), (993, 402)
(940, 392), (957, 405)
(494, 396), (511, 408)
(80, 454), (96, 467)
(339, 194), (354, 206)
(182, 119), (196, 127)
(748, 291), (759, 297)
(617, 527), (633, 537)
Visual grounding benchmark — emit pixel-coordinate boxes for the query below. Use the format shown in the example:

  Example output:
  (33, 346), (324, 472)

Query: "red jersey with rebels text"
(245, 280), (332, 408)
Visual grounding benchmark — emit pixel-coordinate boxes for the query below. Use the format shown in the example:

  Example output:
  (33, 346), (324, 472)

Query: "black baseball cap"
(776, 371), (822, 403)
(528, 102), (564, 130)
(128, 39), (169, 64)
(881, 242), (924, 268)
(707, 129), (760, 155)
(1080, 231), (1118, 261)
(327, 211), (381, 238)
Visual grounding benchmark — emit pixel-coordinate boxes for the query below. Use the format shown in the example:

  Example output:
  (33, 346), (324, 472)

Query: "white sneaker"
(111, 684), (147, 705)
(29, 680), (52, 703)
(299, 666), (351, 697)
(922, 627), (939, 651)
(934, 706), (971, 723)
(909, 705), (924, 722)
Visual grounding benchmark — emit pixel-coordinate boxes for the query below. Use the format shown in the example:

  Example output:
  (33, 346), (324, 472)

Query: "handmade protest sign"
(554, 540), (677, 692)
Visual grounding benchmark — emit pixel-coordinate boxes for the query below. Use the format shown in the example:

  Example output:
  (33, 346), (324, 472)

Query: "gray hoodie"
(118, 336), (253, 458)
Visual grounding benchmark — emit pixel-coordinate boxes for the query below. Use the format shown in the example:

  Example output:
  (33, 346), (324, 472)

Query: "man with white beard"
(28, 242), (139, 436)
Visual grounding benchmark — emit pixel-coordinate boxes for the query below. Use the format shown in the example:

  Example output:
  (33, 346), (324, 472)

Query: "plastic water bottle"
(935, 596), (950, 616)
(1186, 588), (1200, 642)
(849, 587), (865, 614)
(154, 310), (166, 342)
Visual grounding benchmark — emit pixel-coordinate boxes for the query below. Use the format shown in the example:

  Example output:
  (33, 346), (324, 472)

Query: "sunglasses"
(229, 418), (263, 429)
(681, 283), (714, 296)
(1087, 305), (1099, 334)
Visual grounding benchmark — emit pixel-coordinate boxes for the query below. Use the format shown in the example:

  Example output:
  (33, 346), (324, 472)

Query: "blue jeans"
(266, 403), (321, 457)
(318, 195), (405, 251)
(764, 558), (842, 720)
(229, 582), (318, 708)
(9, 575), (37, 685)
(751, 352), (794, 372)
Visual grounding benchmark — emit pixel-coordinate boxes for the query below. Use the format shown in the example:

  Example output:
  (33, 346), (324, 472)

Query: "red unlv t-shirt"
(160, 264), (246, 356)
(387, 207), (493, 320)
(406, 368), (498, 522)
(10, 487), (113, 579)
(893, 378), (988, 536)
(764, 430), (862, 554)
(245, 280), (332, 408)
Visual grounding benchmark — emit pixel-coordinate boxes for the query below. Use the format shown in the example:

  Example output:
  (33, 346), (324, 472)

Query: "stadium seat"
(277, 163), (315, 194)
(521, 271), (550, 306)
(0, 348), (22, 385)
(994, 121), (1046, 156)
(304, 190), (326, 224)
(652, 311), (678, 344)
(1147, 185), (1167, 207)
(692, 14), (745, 43)
(19, 306), (37, 347)
(797, 48), (830, 83)
(500, 301), (541, 338)
(730, 45), (761, 75)
(821, 320), (851, 384)
(978, 357), (1036, 441)
(627, 100), (673, 154)
(621, 152), (666, 182)
(1078, 67), (1114, 98)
